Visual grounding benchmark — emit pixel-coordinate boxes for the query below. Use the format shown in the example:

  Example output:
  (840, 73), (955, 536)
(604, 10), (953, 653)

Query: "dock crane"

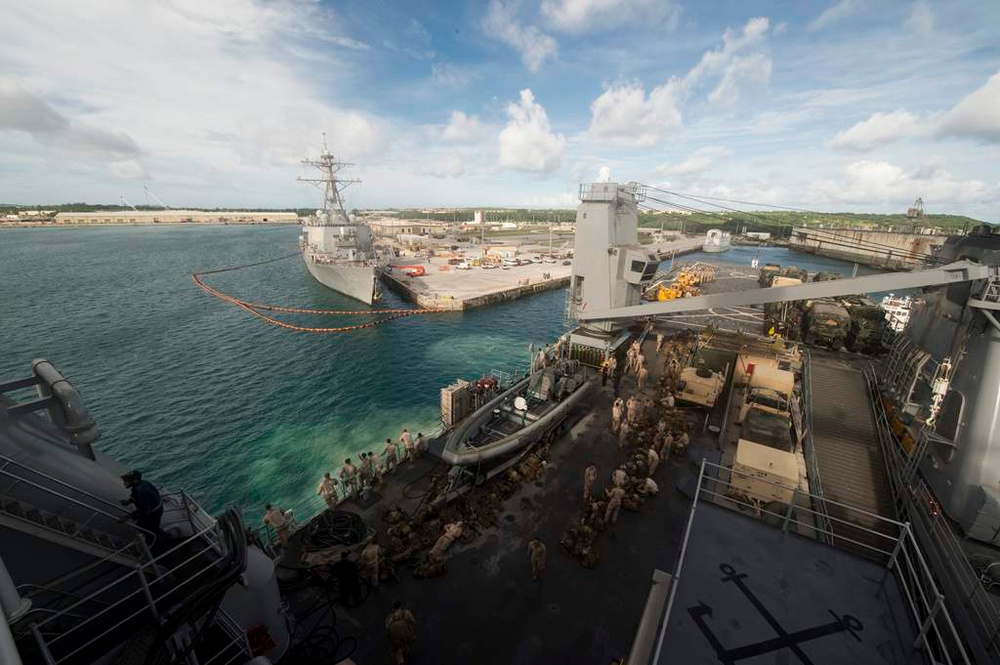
(566, 183), (999, 331)
(143, 186), (171, 210)
(119, 195), (138, 211)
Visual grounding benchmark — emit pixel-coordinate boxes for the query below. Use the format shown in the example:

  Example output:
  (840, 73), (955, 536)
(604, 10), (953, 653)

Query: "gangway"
(806, 358), (895, 554)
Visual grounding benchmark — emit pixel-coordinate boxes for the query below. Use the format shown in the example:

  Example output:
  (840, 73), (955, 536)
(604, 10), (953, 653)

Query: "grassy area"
(637, 210), (984, 235)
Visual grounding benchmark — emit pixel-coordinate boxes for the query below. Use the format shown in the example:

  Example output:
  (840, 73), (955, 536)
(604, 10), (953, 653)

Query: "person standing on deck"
(647, 447), (660, 476)
(120, 470), (165, 546)
(611, 398), (624, 433)
(656, 332), (664, 353)
(612, 467), (628, 488)
(618, 420), (631, 450)
(317, 473), (339, 510)
(332, 551), (362, 607)
(400, 428), (414, 464)
(262, 504), (290, 546)
(605, 487), (626, 524)
(339, 459), (358, 497)
(637, 363), (649, 392)
(385, 601), (416, 665)
(626, 394), (640, 425)
(528, 538), (547, 581)
(384, 438), (398, 473)
(583, 464), (597, 503)
(414, 432), (427, 460)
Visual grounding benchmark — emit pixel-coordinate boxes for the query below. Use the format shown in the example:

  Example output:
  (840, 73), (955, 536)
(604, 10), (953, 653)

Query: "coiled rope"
(192, 252), (450, 333)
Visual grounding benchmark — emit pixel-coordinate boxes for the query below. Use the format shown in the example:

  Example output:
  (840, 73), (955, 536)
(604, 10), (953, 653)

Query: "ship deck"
(275, 331), (929, 664)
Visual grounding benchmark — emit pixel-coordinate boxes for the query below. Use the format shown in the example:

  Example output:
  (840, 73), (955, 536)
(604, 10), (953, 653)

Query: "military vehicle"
(757, 263), (782, 287)
(802, 299), (851, 349)
(842, 296), (888, 354)
(777, 265), (808, 282)
(762, 275), (805, 339)
(812, 271), (843, 282)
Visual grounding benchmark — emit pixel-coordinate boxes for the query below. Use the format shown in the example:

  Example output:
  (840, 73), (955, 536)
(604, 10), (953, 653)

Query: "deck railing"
(865, 366), (1000, 663)
(654, 458), (972, 665)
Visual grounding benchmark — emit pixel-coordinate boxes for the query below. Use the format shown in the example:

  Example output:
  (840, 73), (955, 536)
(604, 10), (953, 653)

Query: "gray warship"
(298, 138), (383, 305)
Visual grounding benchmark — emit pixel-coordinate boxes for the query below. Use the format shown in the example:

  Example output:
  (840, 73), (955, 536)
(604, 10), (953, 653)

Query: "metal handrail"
(0, 466), (155, 545)
(799, 349), (834, 542)
(0, 455), (126, 515)
(201, 609), (252, 665)
(33, 521), (218, 633)
(866, 368), (1000, 662)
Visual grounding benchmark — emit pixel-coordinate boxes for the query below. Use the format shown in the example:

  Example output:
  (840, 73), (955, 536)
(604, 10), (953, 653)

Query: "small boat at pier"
(440, 359), (593, 466)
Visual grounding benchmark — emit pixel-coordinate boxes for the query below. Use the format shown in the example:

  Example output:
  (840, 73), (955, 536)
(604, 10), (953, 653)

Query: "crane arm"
(578, 260), (994, 322)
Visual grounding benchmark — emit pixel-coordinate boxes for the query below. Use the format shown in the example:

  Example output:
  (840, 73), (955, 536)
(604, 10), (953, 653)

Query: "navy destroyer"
(298, 138), (384, 304)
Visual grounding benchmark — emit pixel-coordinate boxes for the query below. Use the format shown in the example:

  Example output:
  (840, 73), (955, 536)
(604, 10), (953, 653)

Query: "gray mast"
(298, 133), (359, 225)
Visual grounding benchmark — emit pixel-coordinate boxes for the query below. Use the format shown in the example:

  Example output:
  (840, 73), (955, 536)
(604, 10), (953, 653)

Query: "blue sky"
(1, 0), (999, 220)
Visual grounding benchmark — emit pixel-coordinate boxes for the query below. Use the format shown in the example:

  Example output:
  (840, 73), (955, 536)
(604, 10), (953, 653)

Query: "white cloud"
(442, 111), (487, 143)
(657, 146), (731, 176)
(588, 81), (684, 146)
(937, 72), (1000, 144)
(499, 89), (565, 173)
(707, 51), (772, 108)
(830, 110), (923, 151)
(0, 0), (384, 195)
(431, 62), (473, 87)
(109, 159), (150, 180)
(808, 0), (860, 32)
(587, 17), (771, 145)
(484, 0), (557, 72)
(907, 1), (935, 35)
(540, 0), (680, 34)
(809, 159), (988, 206)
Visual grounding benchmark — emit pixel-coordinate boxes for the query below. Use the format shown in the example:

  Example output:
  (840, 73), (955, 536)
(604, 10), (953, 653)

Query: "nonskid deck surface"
(660, 502), (916, 665)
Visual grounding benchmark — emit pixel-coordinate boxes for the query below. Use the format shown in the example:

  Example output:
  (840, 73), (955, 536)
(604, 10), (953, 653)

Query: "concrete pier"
(380, 257), (571, 310)
(788, 227), (949, 269)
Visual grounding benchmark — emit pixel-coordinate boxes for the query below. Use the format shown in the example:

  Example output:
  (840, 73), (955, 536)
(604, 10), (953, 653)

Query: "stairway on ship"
(806, 357), (897, 558)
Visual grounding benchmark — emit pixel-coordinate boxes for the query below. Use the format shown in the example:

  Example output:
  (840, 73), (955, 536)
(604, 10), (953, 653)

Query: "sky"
(1, 0), (999, 220)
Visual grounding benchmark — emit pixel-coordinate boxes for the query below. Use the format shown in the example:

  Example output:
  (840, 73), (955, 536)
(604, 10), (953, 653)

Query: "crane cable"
(191, 253), (451, 333)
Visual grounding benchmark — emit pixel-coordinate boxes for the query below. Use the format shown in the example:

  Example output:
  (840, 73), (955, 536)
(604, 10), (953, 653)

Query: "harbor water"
(0, 226), (884, 519)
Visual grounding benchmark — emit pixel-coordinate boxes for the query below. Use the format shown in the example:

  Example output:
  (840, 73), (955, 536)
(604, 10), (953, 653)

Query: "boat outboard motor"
(31, 359), (101, 460)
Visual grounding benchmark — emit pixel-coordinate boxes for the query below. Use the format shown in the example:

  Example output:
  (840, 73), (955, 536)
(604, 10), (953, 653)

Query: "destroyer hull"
(303, 254), (378, 305)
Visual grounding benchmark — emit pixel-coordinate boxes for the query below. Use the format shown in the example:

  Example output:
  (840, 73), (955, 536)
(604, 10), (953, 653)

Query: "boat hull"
(303, 254), (377, 305)
(701, 243), (731, 253)
(441, 372), (593, 466)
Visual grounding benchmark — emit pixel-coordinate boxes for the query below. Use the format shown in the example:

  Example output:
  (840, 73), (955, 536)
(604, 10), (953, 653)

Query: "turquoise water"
(0, 227), (881, 519)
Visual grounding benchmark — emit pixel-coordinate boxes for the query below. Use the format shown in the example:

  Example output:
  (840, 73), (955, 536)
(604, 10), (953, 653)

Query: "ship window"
(631, 260), (645, 272)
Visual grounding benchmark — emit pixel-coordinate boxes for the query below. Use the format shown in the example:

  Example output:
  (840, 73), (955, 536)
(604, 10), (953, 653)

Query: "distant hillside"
(636, 210), (985, 235)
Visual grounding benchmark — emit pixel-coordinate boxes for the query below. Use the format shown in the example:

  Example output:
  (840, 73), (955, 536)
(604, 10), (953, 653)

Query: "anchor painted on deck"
(687, 563), (863, 665)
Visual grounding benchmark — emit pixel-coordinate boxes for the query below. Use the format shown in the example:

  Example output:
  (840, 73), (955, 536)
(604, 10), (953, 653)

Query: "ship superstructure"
(702, 228), (732, 253)
(299, 137), (383, 304)
(0, 361), (289, 664)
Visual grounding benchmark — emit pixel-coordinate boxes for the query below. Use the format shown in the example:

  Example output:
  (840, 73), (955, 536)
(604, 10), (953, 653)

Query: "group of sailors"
(529, 336), (567, 373)
(261, 428), (428, 547)
(586, 331), (694, 529)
